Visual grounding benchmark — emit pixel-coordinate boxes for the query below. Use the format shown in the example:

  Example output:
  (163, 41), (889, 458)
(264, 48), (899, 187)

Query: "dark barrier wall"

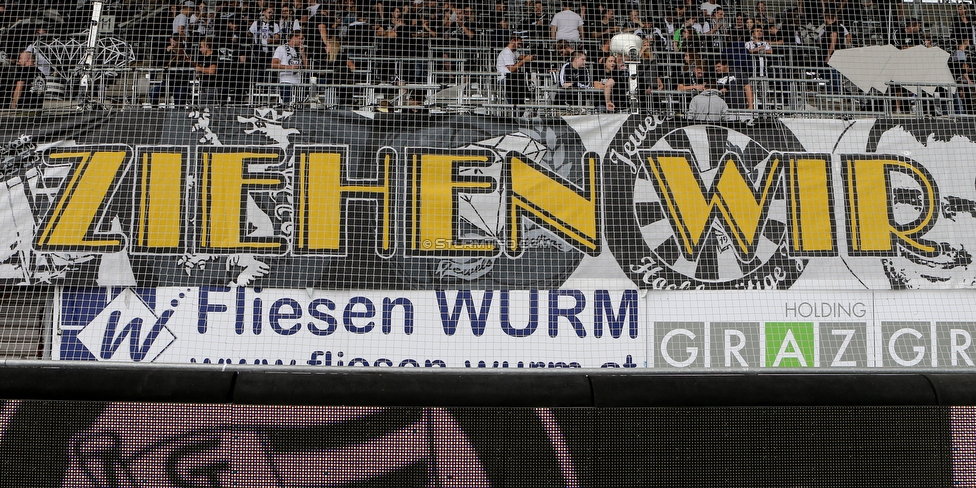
(0, 401), (954, 487)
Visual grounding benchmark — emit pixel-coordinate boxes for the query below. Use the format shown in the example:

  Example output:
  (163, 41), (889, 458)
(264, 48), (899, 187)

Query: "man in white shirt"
(173, 1), (193, 41)
(272, 31), (307, 104)
(497, 35), (534, 104)
(550, 3), (583, 41)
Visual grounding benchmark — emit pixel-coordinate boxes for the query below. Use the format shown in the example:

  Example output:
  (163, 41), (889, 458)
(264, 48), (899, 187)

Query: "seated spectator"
(271, 30), (307, 105)
(686, 78), (727, 121)
(715, 57), (753, 110)
(594, 55), (628, 112)
(9, 48), (45, 110)
(678, 63), (706, 94)
(558, 50), (591, 105)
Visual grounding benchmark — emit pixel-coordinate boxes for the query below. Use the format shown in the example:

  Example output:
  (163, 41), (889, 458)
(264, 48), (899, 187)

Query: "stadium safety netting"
(0, 0), (974, 369)
(2, 1), (976, 487)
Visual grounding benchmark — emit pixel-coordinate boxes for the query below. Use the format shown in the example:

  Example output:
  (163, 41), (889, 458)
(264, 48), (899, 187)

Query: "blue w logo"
(100, 309), (174, 361)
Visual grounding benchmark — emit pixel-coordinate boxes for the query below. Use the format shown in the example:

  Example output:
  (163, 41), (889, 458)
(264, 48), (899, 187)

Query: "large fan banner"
(0, 111), (974, 291)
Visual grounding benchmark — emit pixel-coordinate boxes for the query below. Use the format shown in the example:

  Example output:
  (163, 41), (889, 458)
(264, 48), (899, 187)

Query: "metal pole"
(79, 0), (104, 109)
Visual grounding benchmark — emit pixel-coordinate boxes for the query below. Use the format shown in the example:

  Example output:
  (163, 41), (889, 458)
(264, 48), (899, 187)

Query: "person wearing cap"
(497, 35), (534, 105)
(271, 30), (307, 105)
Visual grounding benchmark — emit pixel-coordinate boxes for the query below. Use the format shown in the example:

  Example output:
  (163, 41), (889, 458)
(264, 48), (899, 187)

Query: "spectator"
(150, 36), (192, 107)
(558, 50), (591, 105)
(951, 37), (973, 114)
(194, 37), (220, 105)
(271, 30), (307, 105)
(322, 38), (357, 107)
(9, 48), (44, 110)
(899, 18), (923, 50)
(594, 55), (628, 112)
(953, 4), (974, 49)
(745, 26), (772, 77)
(701, 6), (728, 49)
(593, 7), (619, 38)
(678, 62), (706, 93)
(730, 13), (748, 43)
(520, 1), (548, 37)
(174, 1), (194, 42)
(673, 15), (698, 52)
(715, 57), (753, 110)
(250, 6), (282, 56)
(24, 27), (52, 79)
(215, 20), (251, 104)
(497, 35), (534, 105)
(279, 5), (302, 38)
(686, 78), (727, 121)
(766, 23), (786, 45)
(754, 1), (771, 28)
(551, 3), (584, 41)
(250, 6), (281, 82)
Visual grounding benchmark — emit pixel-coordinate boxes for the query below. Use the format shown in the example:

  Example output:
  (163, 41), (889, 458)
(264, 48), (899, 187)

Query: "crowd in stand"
(0, 0), (973, 113)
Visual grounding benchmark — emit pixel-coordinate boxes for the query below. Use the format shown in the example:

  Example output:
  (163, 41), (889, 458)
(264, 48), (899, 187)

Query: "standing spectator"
(497, 34), (534, 105)
(521, 1), (548, 38)
(321, 38), (357, 107)
(558, 49), (591, 105)
(686, 78), (727, 121)
(729, 13), (747, 43)
(819, 12), (844, 84)
(899, 18), (923, 50)
(593, 7), (619, 38)
(194, 37), (220, 105)
(745, 26), (772, 77)
(754, 1), (771, 28)
(174, 1), (194, 43)
(766, 23), (787, 45)
(150, 36), (193, 107)
(703, 6), (728, 49)
(250, 6), (281, 82)
(951, 37), (973, 114)
(279, 5), (302, 38)
(551, 3), (584, 41)
(715, 57), (753, 110)
(953, 4), (974, 50)
(271, 30), (307, 104)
